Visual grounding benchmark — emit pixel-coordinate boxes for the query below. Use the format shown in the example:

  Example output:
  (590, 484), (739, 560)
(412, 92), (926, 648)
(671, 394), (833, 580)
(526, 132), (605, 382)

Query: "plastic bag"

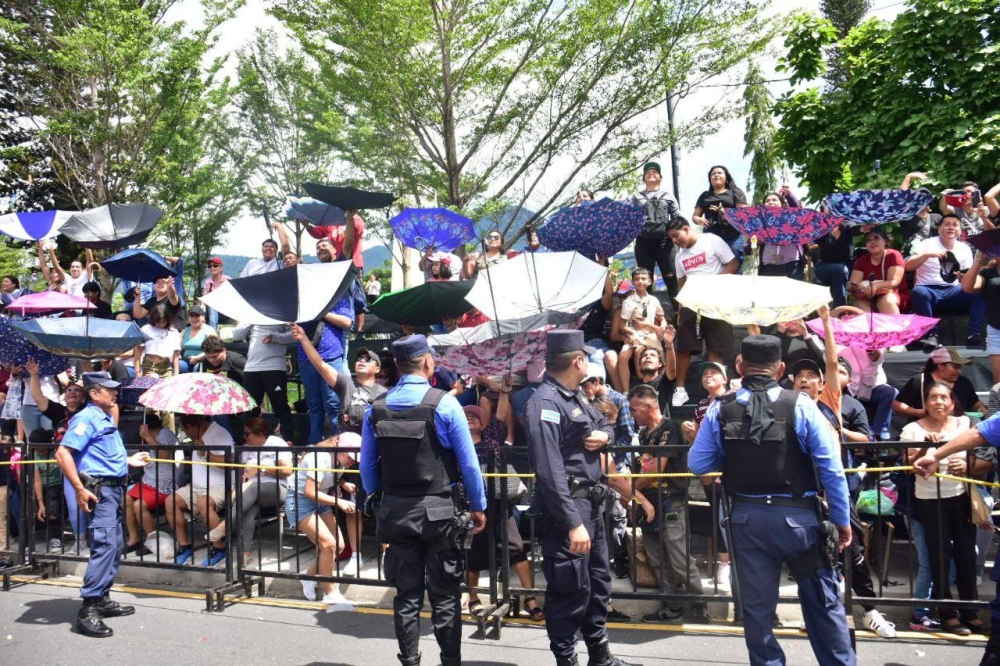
(856, 488), (895, 516)
(144, 531), (175, 560)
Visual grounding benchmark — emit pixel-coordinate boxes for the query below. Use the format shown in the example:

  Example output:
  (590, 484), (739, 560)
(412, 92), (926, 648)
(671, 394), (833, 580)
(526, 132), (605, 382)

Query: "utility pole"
(666, 91), (681, 207)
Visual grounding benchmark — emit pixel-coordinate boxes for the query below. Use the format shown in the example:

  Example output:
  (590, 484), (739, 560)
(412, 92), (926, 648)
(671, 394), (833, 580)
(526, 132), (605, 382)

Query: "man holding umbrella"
(54, 372), (150, 638)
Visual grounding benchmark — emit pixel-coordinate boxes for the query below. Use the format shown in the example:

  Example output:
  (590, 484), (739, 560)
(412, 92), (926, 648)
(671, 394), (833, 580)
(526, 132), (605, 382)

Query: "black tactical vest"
(719, 389), (816, 497)
(371, 388), (459, 497)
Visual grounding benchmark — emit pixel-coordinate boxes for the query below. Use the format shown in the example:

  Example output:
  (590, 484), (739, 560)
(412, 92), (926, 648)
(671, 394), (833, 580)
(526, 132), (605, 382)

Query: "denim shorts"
(988, 325), (1000, 356)
(285, 493), (331, 528)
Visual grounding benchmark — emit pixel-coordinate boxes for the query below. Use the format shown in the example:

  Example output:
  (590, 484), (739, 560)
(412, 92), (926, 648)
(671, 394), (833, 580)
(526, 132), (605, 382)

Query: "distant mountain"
(363, 244), (392, 269)
(211, 244), (392, 279)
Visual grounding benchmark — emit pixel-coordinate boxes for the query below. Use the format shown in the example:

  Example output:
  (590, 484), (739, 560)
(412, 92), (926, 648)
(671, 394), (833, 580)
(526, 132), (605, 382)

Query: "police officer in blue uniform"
(525, 330), (637, 666)
(54, 372), (148, 638)
(360, 335), (486, 666)
(689, 335), (855, 666)
(914, 412), (1000, 666)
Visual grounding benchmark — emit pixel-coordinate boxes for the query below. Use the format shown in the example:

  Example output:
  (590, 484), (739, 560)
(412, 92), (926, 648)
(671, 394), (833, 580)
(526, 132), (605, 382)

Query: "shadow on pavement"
(14, 597), (80, 628)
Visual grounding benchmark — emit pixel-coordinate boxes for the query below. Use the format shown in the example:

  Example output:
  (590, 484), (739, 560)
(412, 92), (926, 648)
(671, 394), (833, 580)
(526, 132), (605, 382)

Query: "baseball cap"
(790, 358), (823, 381)
(582, 362), (606, 383)
(355, 347), (381, 368)
(929, 346), (970, 366)
(698, 361), (727, 380)
(207, 257), (224, 266)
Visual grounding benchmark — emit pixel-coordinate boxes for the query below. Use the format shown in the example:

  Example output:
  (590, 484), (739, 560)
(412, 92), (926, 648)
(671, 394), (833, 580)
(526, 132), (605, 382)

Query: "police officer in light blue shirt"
(55, 372), (148, 638)
(689, 335), (855, 666)
(914, 412), (1000, 666)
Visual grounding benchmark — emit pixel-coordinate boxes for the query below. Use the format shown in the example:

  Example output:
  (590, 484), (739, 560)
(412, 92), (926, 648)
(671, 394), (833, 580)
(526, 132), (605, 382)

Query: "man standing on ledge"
(525, 329), (638, 666)
(689, 335), (855, 666)
(361, 335), (486, 666)
(55, 372), (149, 638)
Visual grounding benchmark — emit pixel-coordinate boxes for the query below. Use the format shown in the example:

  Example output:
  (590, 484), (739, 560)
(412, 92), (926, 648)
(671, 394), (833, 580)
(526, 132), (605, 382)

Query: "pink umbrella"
(805, 312), (939, 351)
(429, 326), (553, 377)
(137, 373), (256, 415)
(5, 291), (95, 316)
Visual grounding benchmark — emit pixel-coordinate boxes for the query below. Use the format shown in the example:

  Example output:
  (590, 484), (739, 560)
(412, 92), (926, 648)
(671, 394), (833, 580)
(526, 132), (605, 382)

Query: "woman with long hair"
(692, 165), (749, 261)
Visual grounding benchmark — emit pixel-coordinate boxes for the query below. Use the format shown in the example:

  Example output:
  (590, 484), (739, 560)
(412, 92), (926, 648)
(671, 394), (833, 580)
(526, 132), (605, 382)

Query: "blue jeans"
(911, 283), (986, 338)
(726, 234), (745, 266)
(206, 306), (220, 330)
(861, 384), (898, 437)
(585, 338), (611, 366)
(814, 262), (849, 308)
(904, 516), (933, 617)
(300, 355), (345, 443)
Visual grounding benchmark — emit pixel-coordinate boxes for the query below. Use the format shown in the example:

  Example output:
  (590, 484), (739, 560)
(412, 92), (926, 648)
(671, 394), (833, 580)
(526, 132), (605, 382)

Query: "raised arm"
(818, 305), (838, 395)
(271, 222), (292, 255)
(25, 358), (50, 412)
(962, 251), (986, 294)
(35, 241), (52, 283)
(984, 181), (1000, 219)
(290, 324), (339, 388)
(899, 171), (927, 190)
(47, 247), (67, 279)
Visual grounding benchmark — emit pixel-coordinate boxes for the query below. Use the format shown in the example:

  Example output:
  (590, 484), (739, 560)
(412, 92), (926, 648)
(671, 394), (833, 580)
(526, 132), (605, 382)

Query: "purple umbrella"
(5, 292), (95, 316)
(118, 375), (160, 406)
(805, 312), (939, 351)
(967, 229), (1000, 258)
(538, 198), (645, 258)
(725, 206), (845, 246)
(390, 208), (476, 252)
(824, 189), (933, 226)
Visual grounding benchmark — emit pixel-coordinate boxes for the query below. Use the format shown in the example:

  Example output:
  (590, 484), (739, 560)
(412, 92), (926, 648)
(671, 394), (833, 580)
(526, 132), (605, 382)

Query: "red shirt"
(459, 310), (489, 328)
(307, 214), (366, 268)
(852, 249), (908, 296)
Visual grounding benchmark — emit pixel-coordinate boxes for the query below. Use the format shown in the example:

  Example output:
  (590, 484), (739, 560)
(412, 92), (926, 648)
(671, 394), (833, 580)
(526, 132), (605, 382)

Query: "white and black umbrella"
(61, 203), (164, 249)
(199, 261), (357, 325)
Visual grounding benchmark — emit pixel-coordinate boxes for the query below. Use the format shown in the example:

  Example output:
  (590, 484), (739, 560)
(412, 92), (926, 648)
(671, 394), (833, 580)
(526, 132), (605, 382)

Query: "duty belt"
(568, 477), (611, 507)
(89, 476), (129, 488)
(732, 494), (815, 509)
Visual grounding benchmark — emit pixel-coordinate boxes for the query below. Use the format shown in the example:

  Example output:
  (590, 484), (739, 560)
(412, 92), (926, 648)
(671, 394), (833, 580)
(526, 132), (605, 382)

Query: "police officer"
(54, 372), (149, 638)
(360, 335), (486, 666)
(525, 330), (636, 666)
(689, 335), (855, 665)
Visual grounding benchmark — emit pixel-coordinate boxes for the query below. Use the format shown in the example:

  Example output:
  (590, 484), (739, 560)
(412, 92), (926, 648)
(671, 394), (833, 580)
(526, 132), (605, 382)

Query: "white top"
(241, 436), (292, 486)
(240, 257), (281, 278)
(191, 421), (235, 492)
(291, 451), (336, 497)
(908, 236), (973, 287)
(900, 416), (970, 500)
(675, 233), (735, 279)
(838, 346), (887, 402)
(64, 272), (89, 297)
(20, 375), (60, 408)
(140, 324), (181, 358)
(365, 280), (382, 296)
(619, 292), (662, 326)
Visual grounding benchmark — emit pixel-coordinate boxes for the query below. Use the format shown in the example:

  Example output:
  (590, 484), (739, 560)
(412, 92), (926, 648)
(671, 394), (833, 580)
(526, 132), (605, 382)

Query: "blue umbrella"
(0, 319), (73, 375)
(0, 210), (74, 241)
(824, 189), (933, 226)
(11, 317), (145, 359)
(537, 198), (645, 258)
(390, 208), (476, 252)
(101, 248), (177, 283)
(285, 196), (346, 227)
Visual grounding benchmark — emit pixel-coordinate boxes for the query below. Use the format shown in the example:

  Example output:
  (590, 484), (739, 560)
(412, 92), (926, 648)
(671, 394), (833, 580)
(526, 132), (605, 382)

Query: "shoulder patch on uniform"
(540, 409), (561, 424)
(570, 407), (583, 417)
(74, 422), (88, 435)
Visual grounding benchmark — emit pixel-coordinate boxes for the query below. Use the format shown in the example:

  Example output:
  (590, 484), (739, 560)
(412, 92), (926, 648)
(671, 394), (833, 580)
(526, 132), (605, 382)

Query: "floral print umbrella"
(724, 206), (845, 246)
(429, 325), (554, 377)
(137, 373), (257, 415)
(390, 207), (476, 253)
(538, 198), (645, 258)
(824, 189), (933, 226)
(805, 312), (939, 351)
(0, 318), (70, 375)
(676, 275), (831, 326)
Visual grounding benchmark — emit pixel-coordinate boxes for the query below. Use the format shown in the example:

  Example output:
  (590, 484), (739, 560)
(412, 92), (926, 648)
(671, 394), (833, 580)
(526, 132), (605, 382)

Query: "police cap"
(82, 372), (120, 390)
(741, 334), (782, 365)
(546, 330), (595, 355)
(391, 334), (436, 362)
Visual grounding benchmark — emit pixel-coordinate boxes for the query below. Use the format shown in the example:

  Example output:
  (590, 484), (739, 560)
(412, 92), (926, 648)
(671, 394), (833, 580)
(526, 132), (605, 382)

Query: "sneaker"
(301, 579), (318, 601)
(174, 546), (194, 565)
(922, 335), (939, 350)
(607, 607), (631, 623)
(207, 525), (226, 542)
(688, 605), (711, 624)
(48, 538), (62, 552)
(642, 605), (683, 623)
(714, 563), (731, 586)
(322, 590), (354, 613)
(967, 334), (986, 350)
(612, 556), (630, 579)
(671, 387), (690, 408)
(864, 609), (896, 638)
(908, 614), (942, 632)
(199, 547), (226, 567)
(342, 554), (363, 577)
(888, 345), (907, 353)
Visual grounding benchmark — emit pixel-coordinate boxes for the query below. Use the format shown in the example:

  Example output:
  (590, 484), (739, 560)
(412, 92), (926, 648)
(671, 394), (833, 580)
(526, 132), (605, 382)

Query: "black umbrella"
(303, 183), (396, 211)
(61, 203), (164, 249)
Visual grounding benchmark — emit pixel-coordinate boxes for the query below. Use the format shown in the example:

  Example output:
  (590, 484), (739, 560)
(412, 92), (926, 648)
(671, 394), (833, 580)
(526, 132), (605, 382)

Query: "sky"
(202, 0), (906, 260)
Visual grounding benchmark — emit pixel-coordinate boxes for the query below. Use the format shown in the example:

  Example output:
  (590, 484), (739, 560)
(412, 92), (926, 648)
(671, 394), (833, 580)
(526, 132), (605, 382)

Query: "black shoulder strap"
(420, 387), (447, 409)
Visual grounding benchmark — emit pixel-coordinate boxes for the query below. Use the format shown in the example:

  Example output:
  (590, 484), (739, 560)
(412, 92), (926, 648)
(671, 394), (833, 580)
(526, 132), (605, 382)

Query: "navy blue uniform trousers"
(540, 497), (611, 659)
(81, 485), (125, 600)
(730, 502), (855, 666)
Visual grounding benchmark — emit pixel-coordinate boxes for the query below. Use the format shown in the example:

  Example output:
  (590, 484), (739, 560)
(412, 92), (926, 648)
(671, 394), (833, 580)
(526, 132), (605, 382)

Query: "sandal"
(468, 599), (486, 619)
(523, 596), (544, 621)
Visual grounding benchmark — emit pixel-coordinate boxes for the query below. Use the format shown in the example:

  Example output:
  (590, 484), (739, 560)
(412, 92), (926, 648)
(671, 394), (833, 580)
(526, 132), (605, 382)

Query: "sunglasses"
(206, 262), (221, 267)
(356, 355), (375, 364)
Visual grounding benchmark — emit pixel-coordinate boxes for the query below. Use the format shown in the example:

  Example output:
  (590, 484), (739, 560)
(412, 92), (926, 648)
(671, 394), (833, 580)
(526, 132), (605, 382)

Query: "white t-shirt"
(908, 236), (973, 287)
(900, 416), (970, 500)
(292, 451), (336, 498)
(240, 257), (280, 277)
(241, 435), (292, 486)
(191, 422), (234, 492)
(20, 375), (60, 408)
(675, 233), (735, 279)
(64, 271), (89, 296)
(140, 324), (181, 358)
(619, 292), (662, 326)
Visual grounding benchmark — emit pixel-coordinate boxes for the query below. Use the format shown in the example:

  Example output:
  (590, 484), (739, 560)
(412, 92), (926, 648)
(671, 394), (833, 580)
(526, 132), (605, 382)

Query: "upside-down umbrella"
(805, 312), (940, 351)
(464, 251), (607, 334)
(199, 261), (357, 325)
(676, 274), (831, 326)
(370, 280), (475, 327)
(100, 248), (177, 283)
(390, 207), (476, 252)
(60, 203), (163, 249)
(0, 319), (72, 375)
(967, 229), (1000, 258)
(5, 292), (95, 317)
(824, 189), (933, 226)
(0, 210), (74, 241)
(724, 206), (845, 246)
(118, 375), (160, 406)
(285, 196), (347, 227)
(537, 198), (646, 258)
(428, 325), (555, 376)
(303, 183), (397, 211)
(11, 317), (145, 359)
(138, 373), (256, 415)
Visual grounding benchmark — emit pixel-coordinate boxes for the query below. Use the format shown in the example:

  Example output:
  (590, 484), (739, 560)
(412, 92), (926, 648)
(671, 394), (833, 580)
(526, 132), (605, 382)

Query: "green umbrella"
(370, 280), (475, 326)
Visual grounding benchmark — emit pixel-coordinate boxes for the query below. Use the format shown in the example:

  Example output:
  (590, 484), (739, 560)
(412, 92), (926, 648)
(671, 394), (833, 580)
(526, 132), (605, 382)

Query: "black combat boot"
(440, 655), (461, 666)
(75, 600), (113, 638)
(397, 653), (420, 666)
(586, 640), (641, 666)
(95, 595), (135, 617)
(556, 655), (579, 666)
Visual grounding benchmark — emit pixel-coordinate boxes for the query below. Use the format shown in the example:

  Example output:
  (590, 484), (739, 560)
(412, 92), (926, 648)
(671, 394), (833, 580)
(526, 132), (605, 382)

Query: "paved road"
(0, 581), (986, 665)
